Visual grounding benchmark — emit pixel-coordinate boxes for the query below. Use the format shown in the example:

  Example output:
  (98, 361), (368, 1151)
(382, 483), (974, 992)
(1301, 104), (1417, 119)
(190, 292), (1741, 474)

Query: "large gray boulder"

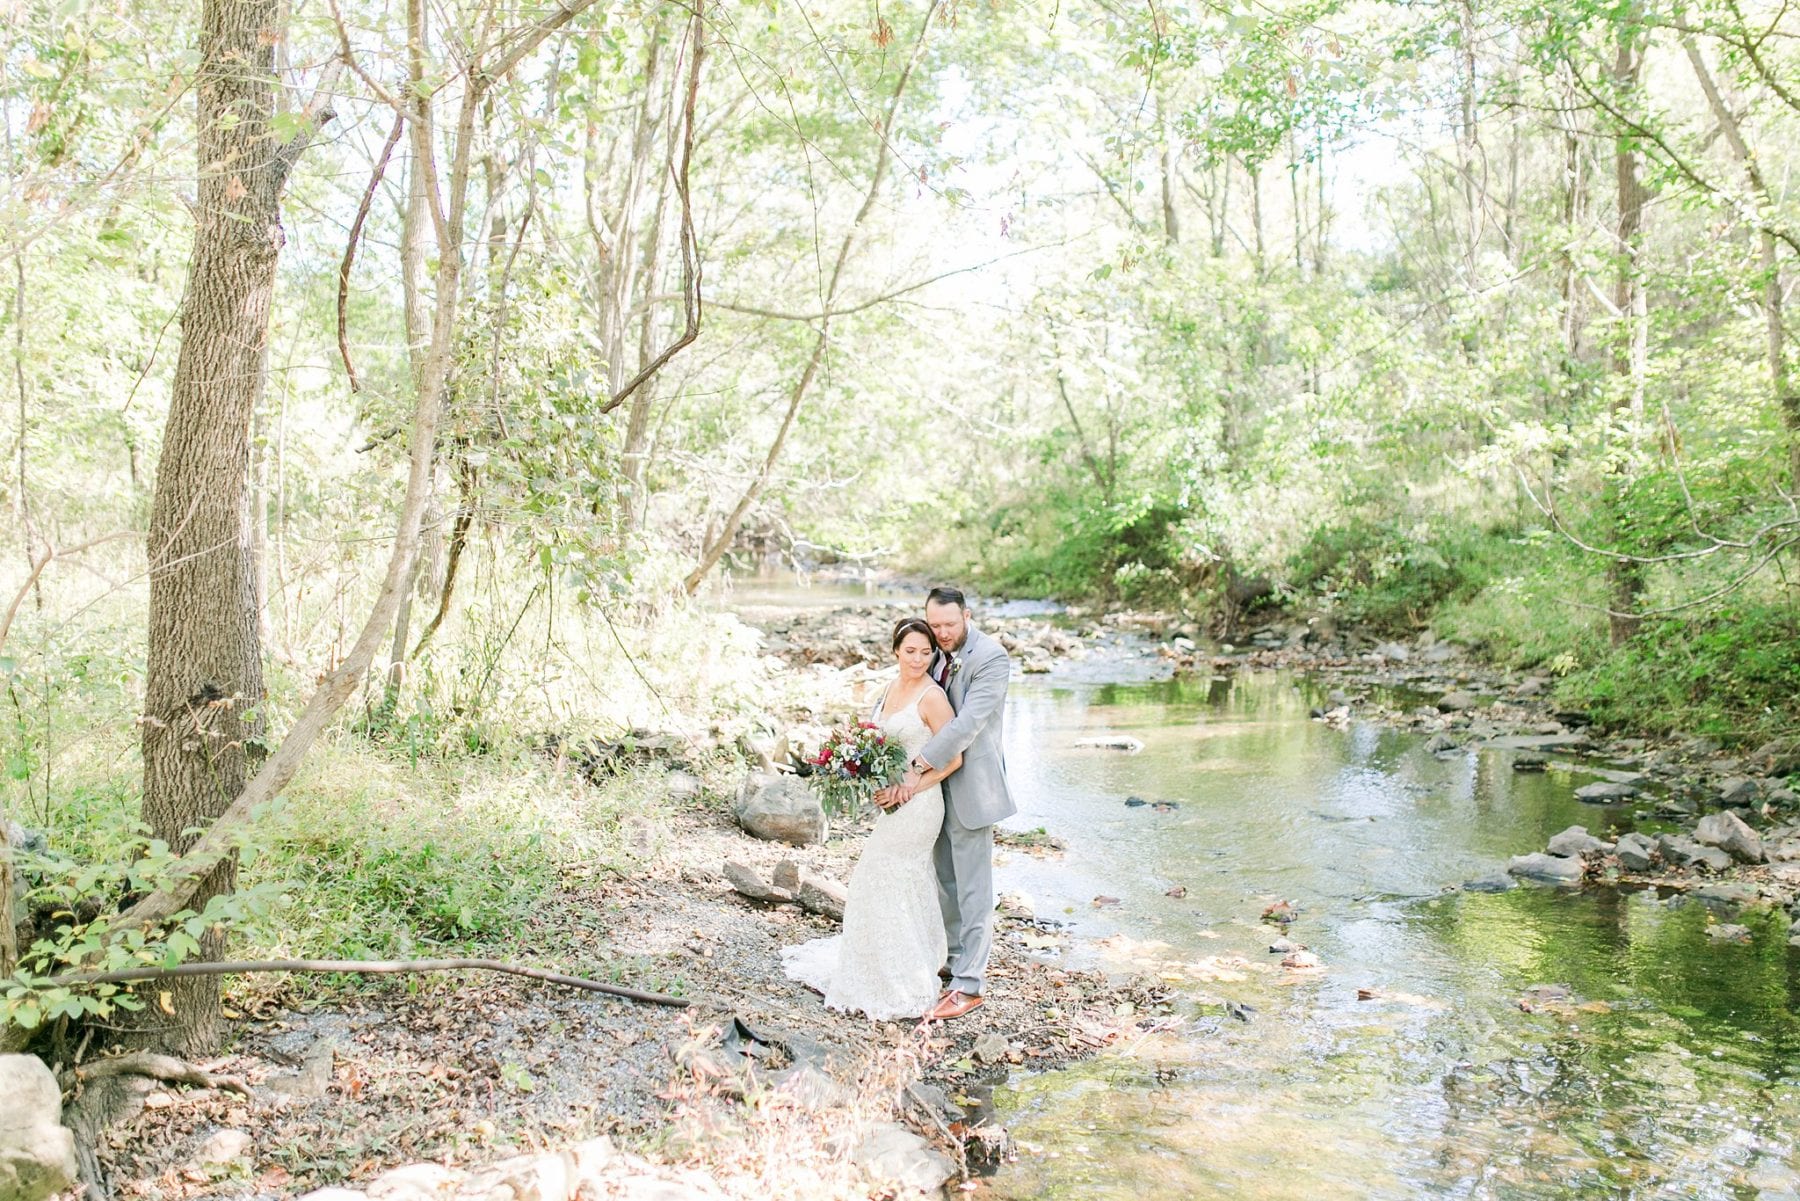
(734, 773), (827, 846)
(1506, 853), (1585, 884)
(1695, 810), (1766, 864)
(1575, 781), (1639, 803)
(0, 1054), (79, 1201)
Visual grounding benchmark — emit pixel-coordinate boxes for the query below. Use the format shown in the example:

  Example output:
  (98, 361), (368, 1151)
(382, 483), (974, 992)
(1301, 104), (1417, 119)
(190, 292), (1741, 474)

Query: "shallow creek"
(989, 668), (1800, 1200)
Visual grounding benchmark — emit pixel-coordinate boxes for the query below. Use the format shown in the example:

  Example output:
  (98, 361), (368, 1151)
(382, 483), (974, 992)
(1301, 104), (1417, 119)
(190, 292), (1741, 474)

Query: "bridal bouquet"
(806, 721), (909, 817)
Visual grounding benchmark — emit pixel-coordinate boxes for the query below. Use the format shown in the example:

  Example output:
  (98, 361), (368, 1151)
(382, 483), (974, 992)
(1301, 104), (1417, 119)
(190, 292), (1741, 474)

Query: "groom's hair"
(925, 585), (967, 610)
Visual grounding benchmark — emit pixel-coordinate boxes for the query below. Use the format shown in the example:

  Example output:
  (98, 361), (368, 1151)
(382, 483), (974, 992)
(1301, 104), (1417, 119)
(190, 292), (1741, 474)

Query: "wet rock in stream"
(1693, 810), (1766, 864)
(1657, 834), (1734, 873)
(1614, 831), (1658, 872)
(1075, 734), (1145, 753)
(1506, 853), (1585, 884)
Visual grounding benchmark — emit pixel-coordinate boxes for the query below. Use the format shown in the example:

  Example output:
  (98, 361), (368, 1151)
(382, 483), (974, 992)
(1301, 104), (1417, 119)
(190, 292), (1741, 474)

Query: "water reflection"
(988, 670), (1800, 1200)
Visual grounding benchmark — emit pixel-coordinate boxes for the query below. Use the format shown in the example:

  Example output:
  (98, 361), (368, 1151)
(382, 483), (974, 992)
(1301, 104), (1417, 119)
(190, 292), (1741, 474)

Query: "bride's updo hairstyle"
(891, 616), (934, 651)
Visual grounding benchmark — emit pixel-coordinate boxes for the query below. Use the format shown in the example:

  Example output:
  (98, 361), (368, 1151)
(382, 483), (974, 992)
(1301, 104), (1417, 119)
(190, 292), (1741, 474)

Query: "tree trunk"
(12, 259), (42, 612)
(1458, 0), (1481, 287)
(140, 0), (319, 1054)
(1604, 19), (1649, 645)
(383, 130), (436, 709)
(621, 50), (684, 531)
(105, 0), (606, 978)
(1288, 133), (1304, 276)
(1210, 162), (1228, 258)
(1, 815), (16, 978)
(1249, 161), (1266, 280)
(1558, 80), (1586, 390)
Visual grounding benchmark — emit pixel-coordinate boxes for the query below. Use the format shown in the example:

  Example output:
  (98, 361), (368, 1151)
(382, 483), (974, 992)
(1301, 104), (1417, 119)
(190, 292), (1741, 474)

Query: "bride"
(781, 617), (963, 1020)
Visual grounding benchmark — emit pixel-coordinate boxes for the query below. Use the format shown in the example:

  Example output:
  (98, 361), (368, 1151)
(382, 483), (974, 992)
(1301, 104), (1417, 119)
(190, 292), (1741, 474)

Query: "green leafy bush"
(982, 494), (1190, 603)
(4, 820), (283, 1034)
(1562, 604), (1800, 742)
(1285, 516), (1492, 632)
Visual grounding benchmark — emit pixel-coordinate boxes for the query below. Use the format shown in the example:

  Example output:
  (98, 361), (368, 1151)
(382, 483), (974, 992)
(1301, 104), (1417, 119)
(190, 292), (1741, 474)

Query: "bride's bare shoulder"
(919, 683), (953, 726)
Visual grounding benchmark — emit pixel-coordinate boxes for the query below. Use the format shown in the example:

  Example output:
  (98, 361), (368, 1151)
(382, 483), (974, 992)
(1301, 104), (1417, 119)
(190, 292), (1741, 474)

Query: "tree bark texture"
(141, 0), (308, 1054)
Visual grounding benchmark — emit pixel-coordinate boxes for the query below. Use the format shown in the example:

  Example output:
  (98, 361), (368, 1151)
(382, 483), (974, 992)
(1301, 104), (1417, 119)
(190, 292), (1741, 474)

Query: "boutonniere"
(949, 659), (963, 677)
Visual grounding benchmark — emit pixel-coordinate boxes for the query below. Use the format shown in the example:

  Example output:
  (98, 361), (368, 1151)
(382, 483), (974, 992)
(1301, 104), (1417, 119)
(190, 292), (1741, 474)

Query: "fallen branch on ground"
(49, 957), (691, 1008)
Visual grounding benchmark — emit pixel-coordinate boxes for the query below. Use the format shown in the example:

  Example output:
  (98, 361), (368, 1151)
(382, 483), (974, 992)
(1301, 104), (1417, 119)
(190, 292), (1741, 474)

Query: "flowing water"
(990, 670), (1800, 1201)
(720, 578), (1800, 1198)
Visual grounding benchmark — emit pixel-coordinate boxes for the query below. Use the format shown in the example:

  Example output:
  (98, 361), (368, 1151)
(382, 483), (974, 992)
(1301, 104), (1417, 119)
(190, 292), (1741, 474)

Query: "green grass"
(241, 742), (675, 966)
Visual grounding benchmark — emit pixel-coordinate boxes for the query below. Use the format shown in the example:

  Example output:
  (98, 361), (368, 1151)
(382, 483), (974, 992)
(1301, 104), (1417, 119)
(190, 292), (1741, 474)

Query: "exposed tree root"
(69, 1050), (253, 1096)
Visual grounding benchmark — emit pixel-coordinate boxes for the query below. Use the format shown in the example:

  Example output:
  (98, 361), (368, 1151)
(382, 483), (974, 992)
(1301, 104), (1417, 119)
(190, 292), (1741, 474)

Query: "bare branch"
(338, 112), (407, 393)
(697, 241), (1070, 324)
(683, 0), (941, 593)
(326, 0), (403, 111)
(0, 533), (140, 656)
(482, 0), (605, 91)
(1514, 462), (1800, 564)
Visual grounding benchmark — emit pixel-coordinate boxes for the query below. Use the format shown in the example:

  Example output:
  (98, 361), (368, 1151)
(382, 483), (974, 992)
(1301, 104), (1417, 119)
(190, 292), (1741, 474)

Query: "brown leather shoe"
(924, 990), (984, 1021)
(937, 966), (952, 982)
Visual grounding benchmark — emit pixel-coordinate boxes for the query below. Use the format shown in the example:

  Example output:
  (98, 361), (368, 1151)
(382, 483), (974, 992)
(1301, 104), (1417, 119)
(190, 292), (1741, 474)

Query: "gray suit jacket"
(919, 625), (1017, 829)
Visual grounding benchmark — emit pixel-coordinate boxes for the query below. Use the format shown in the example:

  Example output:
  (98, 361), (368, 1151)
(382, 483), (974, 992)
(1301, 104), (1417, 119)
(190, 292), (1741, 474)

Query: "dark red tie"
(936, 656), (951, 688)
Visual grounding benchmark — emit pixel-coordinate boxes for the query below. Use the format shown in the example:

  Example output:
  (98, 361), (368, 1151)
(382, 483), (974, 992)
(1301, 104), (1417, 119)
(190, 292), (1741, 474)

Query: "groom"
(898, 585), (1016, 1021)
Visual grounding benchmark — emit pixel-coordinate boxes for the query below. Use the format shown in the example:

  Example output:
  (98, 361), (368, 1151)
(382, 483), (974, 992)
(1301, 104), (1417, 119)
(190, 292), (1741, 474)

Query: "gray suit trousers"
(933, 804), (994, 996)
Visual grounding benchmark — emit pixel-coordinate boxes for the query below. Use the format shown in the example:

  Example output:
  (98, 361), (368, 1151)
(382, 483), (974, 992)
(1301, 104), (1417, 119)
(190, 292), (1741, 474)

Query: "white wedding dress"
(780, 687), (949, 1020)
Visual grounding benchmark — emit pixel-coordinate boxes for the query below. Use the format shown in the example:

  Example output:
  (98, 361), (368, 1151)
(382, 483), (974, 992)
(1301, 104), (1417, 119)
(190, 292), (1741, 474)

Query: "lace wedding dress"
(780, 687), (948, 1020)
